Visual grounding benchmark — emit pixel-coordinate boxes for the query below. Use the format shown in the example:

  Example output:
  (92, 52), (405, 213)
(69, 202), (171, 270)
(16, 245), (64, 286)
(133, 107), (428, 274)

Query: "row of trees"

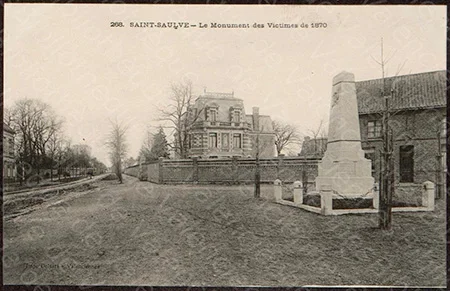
(5, 98), (107, 183)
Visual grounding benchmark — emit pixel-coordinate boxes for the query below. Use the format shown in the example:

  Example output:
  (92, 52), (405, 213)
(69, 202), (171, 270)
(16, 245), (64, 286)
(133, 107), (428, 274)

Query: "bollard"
(422, 181), (435, 210)
(320, 185), (333, 215)
(372, 182), (379, 209)
(274, 179), (282, 202)
(293, 181), (303, 205)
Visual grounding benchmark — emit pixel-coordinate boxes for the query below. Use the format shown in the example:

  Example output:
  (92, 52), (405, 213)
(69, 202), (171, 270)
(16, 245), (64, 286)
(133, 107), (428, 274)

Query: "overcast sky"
(4, 4), (446, 166)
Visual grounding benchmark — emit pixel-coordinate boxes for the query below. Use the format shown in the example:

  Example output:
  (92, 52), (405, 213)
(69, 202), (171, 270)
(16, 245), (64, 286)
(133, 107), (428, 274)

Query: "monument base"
(316, 156), (375, 198)
(315, 176), (375, 198)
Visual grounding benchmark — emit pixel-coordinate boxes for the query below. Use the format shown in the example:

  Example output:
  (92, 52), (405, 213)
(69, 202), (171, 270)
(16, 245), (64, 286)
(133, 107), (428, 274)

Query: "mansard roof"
(197, 91), (237, 100)
(356, 70), (446, 114)
(246, 115), (274, 133)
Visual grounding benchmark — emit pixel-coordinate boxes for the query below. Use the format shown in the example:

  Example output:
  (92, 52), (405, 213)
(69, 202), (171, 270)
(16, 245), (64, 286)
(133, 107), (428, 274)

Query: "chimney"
(252, 107), (259, 131)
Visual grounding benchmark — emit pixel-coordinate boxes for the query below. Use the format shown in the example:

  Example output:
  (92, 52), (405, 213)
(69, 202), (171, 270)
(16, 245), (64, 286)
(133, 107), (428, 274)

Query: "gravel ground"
(3, 175), (446, 287)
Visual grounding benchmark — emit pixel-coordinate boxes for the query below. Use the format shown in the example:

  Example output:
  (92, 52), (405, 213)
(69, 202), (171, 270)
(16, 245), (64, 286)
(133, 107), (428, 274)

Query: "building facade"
(185, 91), (275, 158)
(3, 123), (17, 181)
(299, 70), (446, 186)
(357, 70), (446, 186)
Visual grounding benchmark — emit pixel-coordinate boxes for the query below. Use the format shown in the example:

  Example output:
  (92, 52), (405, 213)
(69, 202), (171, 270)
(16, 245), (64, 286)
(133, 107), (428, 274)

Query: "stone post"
(192, 157), (199, 183)
(320, 185), (333, 215)
(277, 155), (283, 179)
(274, 179), (282, 202)
(372, 182), (379, 209)
(422, 181), (435, 210)
(293, 181), (303, 205)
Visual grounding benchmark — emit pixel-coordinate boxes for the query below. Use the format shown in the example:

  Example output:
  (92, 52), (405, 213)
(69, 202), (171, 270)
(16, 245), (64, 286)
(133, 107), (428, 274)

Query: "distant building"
(183, 91), (275, 159)
(298, 136), (327, 158)
(3, 123), (17, 181)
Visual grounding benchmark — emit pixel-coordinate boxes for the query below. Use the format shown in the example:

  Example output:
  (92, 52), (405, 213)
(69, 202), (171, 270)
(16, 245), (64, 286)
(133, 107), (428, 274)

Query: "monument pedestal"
(315, 71), (374, 197)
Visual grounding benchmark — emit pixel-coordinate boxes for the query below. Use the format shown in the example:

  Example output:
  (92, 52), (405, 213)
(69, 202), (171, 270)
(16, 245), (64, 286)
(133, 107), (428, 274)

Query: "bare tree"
(157, 80), (204, 159)
(46, 132), (64, 181)
(306, 119), (328, 156)
(370, 37), (409, 230)
(105, 120), (128, 184)
(272, 120), (302, 156)
(4, 107), (14, 126)
(9, 98), (64, 182)
(138, 126), (154, 162)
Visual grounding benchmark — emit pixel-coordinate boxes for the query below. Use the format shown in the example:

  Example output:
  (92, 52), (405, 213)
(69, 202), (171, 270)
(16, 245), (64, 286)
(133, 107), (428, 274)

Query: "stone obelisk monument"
(315, 71), (374, 197)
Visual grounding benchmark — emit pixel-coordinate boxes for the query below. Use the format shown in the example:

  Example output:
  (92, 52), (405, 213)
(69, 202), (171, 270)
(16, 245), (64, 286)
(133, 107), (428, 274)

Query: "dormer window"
(233, 111), (240, 122)
(205, 105), (219, 122)
(230, 106), (242, 123)
(209, 108), (217, 121)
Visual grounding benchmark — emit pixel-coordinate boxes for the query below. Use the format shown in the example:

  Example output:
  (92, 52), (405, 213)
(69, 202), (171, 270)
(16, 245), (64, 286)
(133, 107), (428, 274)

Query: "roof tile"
(356, 70), (446, 114)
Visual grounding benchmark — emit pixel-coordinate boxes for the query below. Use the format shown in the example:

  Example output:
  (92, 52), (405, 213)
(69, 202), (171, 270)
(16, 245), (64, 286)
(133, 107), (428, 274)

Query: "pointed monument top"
(332, 71), (355, 85)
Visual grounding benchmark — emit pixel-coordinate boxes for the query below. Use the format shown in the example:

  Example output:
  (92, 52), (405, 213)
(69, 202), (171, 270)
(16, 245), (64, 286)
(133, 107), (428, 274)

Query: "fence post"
(274, 179), (282, 202)
(158, 157), (164, 184)
(422, 181), (435, 210)
(320, 185), (333, 215)
(232, 156), (238, 184)
(193, 157), (199, 183)
(293, 181), (303, 205)
(302, 168), (308, 195)
(373, 182), (379, 209)
(277, 155), (284, 179)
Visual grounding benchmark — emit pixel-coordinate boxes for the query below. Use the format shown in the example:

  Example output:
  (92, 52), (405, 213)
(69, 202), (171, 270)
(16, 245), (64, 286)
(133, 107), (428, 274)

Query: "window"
(9, 138), (13, 155)
(233, 111), (240, 123)
(399, 145), (414, 183)
(209, 133), (217, 148)
(368, 120), (382, 138)
(233, 133), (241, 148)
(208, 108), (218, 122)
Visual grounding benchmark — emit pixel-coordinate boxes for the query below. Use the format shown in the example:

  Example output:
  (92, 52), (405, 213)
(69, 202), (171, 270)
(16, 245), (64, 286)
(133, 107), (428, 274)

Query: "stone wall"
(147, 162), (160, 183)
(125, 157), (319, 185)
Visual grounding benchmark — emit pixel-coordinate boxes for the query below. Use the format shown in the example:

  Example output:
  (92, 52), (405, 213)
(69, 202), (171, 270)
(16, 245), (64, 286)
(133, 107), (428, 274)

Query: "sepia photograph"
(3, 3), (447, 288)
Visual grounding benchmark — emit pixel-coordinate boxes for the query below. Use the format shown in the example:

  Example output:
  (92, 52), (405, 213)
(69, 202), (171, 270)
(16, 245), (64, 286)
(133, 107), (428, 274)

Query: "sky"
(4, 4), (446, 166)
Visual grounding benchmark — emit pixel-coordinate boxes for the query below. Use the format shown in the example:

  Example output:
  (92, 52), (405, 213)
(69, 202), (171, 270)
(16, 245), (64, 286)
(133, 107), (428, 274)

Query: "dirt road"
(3, 175), (446, 287)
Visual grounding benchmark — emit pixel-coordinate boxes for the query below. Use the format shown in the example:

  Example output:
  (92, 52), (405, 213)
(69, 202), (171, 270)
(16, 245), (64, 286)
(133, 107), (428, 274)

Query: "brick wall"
(125, 157), (319, 185)
(360, 107), (445, 185)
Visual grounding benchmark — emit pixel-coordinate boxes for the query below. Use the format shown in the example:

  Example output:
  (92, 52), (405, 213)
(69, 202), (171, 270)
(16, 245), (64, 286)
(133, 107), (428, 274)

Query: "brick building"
(184, 91), (275, 158)
(3, 122), (17, 181)
(300, 70), (446, 186)
(357, 70), (446, 186)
